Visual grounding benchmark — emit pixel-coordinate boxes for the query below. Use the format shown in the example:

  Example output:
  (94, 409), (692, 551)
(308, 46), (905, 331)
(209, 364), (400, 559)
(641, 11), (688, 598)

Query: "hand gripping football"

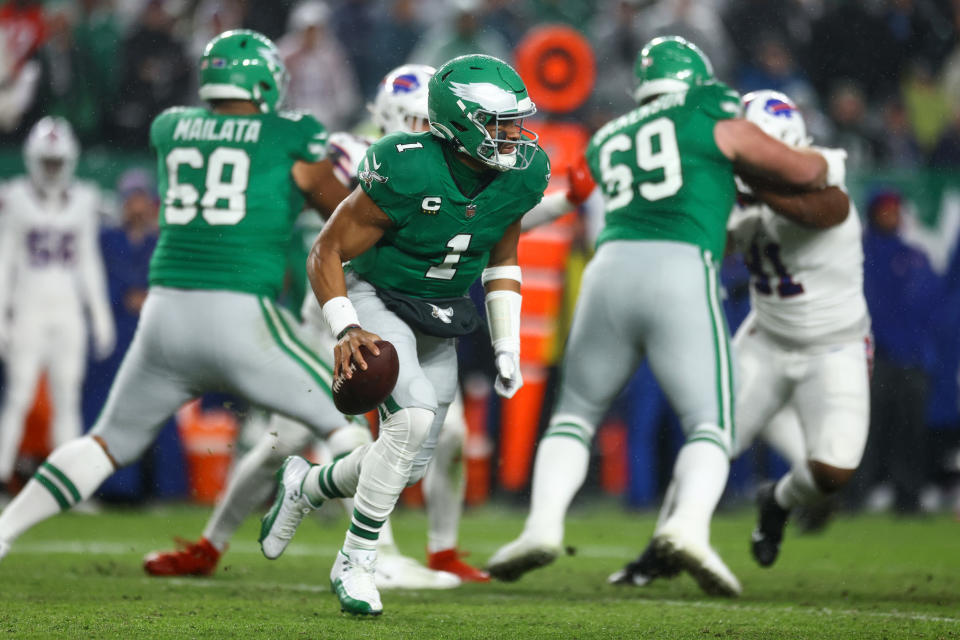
(332, 340), (400, 415)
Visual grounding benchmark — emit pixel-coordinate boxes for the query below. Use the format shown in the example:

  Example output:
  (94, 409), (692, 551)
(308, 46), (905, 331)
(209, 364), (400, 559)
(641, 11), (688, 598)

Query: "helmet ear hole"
(451, 121), (468, 132)
(260, 81), (271, 92)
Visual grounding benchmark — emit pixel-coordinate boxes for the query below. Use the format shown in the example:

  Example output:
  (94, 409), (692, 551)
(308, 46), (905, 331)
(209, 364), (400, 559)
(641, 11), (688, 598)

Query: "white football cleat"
(651, 526), (741, 597)
(375, 551), (461, 590)
(0, 539), (9, 563)
(330, 548), (383, 616)
(485, 534), (562, 582)
(259, 456), (317, 560)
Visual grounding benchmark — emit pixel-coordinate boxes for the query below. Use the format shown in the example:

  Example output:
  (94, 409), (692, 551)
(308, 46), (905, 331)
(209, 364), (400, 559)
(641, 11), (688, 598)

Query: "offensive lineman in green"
(0, 30), (360, 560)
(487, 36), (831, 597)
(258, 54), (550, 615)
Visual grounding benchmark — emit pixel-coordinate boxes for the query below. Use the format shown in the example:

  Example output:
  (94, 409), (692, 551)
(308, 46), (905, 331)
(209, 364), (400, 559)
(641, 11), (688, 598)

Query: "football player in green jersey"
(0, 29), (362, 563)
(258, 54), (550, 616)
(142, 64), (468, 590)
(487, 36), (832, 597)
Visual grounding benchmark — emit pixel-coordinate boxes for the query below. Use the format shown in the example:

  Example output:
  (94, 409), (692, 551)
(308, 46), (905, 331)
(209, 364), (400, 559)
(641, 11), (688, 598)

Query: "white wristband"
(322, 296), (360, 338)
(484, 289), (521, 354)
(482, 265), (522, 286)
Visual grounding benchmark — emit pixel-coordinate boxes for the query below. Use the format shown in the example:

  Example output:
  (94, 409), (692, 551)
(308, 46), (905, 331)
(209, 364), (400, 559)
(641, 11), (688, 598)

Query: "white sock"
(424, 419), (465, 554)
(202, 435), (282, 551)
(344, 408), (434, 553)
(774, 463), (823, 510)
(303, 443), (370, 505)
(0, 436), (114, 543)
(664, 439), (729, 545)
(523, 434), (591, 546)
(335, 495), (400, 554)
(654, 479), (678, 534)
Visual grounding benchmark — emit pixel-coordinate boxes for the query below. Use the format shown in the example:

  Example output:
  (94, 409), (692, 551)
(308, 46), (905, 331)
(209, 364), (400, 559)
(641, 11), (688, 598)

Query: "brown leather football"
(332, 340), (400, 415)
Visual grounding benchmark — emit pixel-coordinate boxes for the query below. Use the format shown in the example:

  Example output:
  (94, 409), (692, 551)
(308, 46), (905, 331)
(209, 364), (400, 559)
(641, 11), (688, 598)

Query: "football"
(332, 340), (400, 415)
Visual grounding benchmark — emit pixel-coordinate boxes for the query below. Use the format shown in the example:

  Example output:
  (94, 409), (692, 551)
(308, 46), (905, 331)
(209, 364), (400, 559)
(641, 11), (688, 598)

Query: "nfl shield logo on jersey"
(465, 203), (477, 219)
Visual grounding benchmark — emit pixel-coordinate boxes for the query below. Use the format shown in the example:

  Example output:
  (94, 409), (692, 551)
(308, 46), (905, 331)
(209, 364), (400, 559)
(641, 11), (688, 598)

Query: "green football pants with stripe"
(548, 240), (734, 454)
(91, 286), (348, 466)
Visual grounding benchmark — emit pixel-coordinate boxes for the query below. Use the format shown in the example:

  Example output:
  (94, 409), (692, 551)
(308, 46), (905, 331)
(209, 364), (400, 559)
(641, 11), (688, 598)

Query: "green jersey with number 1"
(586, 82), (741, 257)
(349, 131), (550, 299)
(148, 106), (328, 296)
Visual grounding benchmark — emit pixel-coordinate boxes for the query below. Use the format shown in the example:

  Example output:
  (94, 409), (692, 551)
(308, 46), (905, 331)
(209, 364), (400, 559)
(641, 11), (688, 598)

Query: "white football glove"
(494, 350), (522, 399)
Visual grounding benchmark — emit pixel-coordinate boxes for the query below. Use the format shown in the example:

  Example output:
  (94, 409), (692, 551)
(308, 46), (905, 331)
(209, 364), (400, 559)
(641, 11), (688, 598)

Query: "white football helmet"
(742, 90), (811, 147)
(368, 64), (435, 135)
(24, 116), (79, 193)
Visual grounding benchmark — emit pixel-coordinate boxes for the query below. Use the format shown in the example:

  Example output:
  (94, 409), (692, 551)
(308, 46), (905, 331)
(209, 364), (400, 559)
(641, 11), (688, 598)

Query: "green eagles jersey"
(586, 82), (741, 257)
(350, 131), (550, 298)
(148, 106), (328, 296)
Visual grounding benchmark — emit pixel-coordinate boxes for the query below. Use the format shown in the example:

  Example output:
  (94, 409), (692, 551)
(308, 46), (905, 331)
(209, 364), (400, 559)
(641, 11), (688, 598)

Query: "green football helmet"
(428, 54), (538, 171)
(198, 29), (289, 113)
(633, 35), (714, 104)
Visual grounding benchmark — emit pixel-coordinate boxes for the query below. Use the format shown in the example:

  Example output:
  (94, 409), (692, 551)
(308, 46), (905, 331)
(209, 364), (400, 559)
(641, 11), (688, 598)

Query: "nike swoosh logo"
(371, 152), (381, 170)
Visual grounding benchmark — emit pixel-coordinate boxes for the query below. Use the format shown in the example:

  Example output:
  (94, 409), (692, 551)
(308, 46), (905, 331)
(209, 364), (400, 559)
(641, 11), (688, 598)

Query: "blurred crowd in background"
(1, 0), (960, 515)
(5, 0), (960, 170)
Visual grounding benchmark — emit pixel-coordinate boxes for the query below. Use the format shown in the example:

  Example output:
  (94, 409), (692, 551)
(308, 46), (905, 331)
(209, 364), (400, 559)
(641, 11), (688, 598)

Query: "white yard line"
(17, 540), (960, 626)
(15, 541), (341, 557)
(155, 577), (960, 625)
(14, 540), (636, 558)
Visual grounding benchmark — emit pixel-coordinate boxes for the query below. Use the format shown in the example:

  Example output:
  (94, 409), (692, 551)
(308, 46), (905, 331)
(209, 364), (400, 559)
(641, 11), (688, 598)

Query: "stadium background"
(1, 0), (959, 517)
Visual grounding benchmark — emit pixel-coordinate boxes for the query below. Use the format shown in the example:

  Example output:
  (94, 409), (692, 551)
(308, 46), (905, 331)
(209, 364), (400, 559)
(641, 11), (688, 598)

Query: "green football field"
(0, 502), (957, 639)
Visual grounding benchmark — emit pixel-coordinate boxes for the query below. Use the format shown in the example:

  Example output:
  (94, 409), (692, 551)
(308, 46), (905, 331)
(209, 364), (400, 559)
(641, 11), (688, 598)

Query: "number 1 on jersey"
(426, 234), (472, 280)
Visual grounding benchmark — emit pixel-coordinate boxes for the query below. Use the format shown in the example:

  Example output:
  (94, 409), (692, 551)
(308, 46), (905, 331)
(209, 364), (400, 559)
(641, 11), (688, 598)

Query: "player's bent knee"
(808, 460), (856, 494)
(379, 407), (435, 456)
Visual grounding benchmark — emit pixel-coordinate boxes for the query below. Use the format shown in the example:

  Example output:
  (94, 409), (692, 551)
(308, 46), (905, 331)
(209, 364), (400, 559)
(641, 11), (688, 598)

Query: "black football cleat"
(607, 540), (682, 586)
(751, 482), (790, 568)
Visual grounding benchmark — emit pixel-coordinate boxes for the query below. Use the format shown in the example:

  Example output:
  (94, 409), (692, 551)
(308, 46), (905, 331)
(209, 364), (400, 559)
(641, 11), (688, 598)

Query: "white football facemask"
(368, 64), (436, 135)
(742, 90), (811, 148)
(24, 116), (79, 193)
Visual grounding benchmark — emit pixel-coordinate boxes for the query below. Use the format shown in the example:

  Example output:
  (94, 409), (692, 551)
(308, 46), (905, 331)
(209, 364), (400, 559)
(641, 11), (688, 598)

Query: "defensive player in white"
(0, 117), (115, 498)
(610, 90), (868, 586)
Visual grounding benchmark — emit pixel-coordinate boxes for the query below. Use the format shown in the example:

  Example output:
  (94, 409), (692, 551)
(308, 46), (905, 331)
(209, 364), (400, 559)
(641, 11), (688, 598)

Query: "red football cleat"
(427, 548), (490, 583)
(143, 537), (222, 577)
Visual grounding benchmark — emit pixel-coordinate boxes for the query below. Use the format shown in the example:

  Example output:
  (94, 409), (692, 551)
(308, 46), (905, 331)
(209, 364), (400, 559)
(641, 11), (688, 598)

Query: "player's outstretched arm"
(748, 185), (850, 229)
(520, 155), (597, 232)
(307, 187), (392, 377)
(292, 158), (353, 218)
(715, 119), (827, 191)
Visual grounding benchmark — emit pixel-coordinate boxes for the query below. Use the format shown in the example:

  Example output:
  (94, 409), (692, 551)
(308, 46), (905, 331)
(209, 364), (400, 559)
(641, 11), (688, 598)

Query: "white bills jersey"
(326, 131), (373, 189)
(728, 196), (870, 347)
(0, 177), (112, 330)
(0, 177), (115, 482)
